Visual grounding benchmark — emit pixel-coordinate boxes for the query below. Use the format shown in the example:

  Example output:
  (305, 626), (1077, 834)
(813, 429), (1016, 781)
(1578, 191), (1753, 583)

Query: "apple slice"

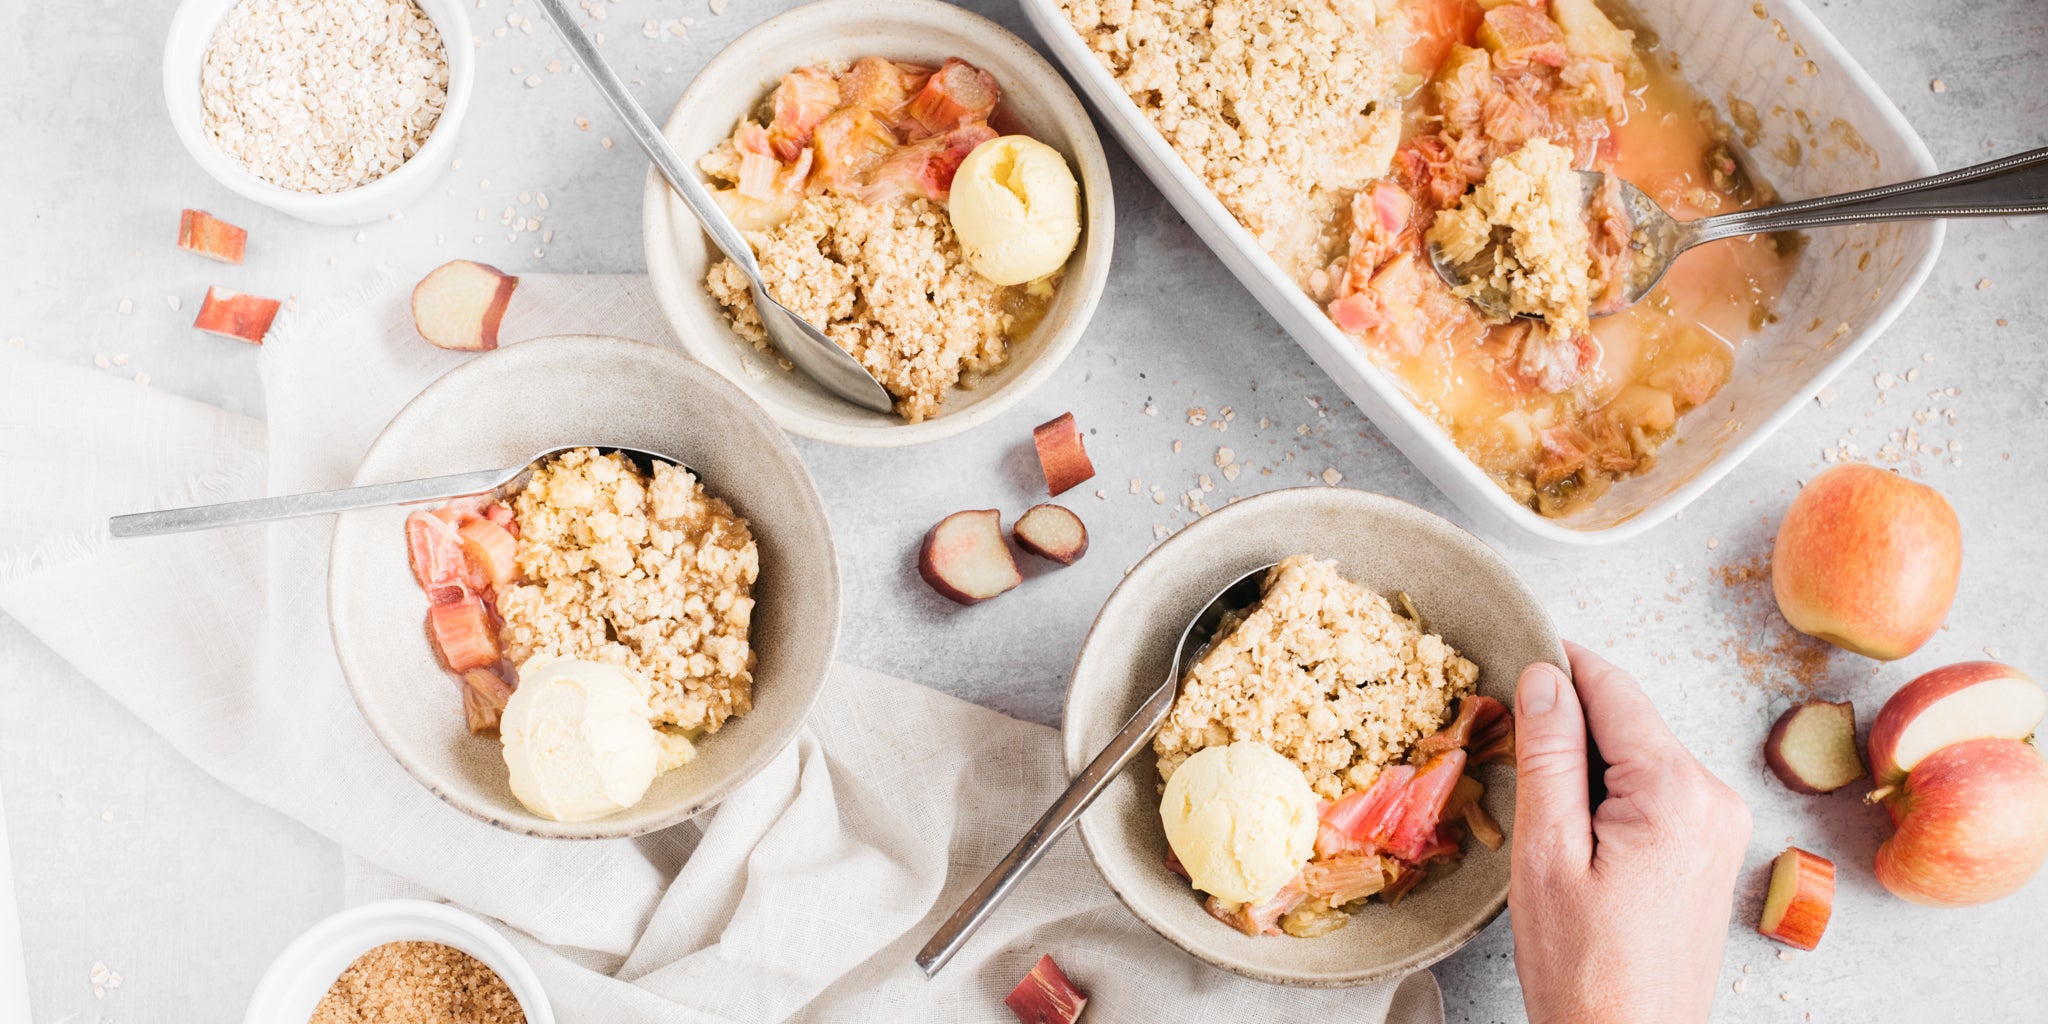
(177, 209), (247, 264)
(1032, 412), (1095, 496)
(1764, 700), (1866, 794)
(1005, 953), (1087, 1024)
(1014, 503), (1088, 565)
(412, 259), (518, 351)
(918, 509), (1021, 604)
(1757, 847), (1835, 950)
(193, 287), (281, 344)
(1867, 662), (2046, 791)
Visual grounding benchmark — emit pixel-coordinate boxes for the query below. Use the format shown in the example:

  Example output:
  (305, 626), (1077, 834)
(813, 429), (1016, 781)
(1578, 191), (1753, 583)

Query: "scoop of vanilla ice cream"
(500, 656), (663, 821)
(946, 136), (1081, 286)
(1159, 741), (1320, 904)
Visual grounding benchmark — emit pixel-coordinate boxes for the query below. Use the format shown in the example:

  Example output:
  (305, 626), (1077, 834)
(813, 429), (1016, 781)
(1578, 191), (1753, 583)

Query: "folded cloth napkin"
(0, 272), (1444, 1023)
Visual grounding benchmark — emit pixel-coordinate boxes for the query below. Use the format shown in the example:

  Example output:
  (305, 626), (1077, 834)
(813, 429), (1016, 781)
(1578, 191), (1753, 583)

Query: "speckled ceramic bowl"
(1063, 487), (1564, 986)
(641, 0), (1114, 447)
(328, 336), (839, 840)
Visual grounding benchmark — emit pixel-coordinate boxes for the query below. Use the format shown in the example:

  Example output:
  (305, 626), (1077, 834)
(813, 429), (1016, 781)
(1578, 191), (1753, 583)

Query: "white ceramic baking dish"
(1019, 0), (1942, 552)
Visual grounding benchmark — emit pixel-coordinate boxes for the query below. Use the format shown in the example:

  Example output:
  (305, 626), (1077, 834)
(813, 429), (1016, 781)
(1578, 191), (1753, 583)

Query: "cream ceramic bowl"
(243, 900), (553, 1024)
(1021, 0), (1941, 551)
(163, 0), (474, 225)
(1063, 487), (1564, 986)
(328, 336), (839, 840)
(642, 0), (1115, 447)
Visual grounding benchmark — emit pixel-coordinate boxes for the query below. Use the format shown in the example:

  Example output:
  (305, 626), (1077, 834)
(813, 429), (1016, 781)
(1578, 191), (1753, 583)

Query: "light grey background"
(3, 0), (2045, 1020)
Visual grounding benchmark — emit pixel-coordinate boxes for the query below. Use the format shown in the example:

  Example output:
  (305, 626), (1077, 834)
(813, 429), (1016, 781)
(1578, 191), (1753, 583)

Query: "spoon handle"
(529, 0), (763, 282)
(1691, 145), (2048, 244)
(107, 467), (511, 538)
(914, 676), (1179, 978)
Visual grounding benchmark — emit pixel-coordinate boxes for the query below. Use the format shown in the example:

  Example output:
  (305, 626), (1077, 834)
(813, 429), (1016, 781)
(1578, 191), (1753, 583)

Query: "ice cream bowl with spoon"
(1061, 486), (1563, 986)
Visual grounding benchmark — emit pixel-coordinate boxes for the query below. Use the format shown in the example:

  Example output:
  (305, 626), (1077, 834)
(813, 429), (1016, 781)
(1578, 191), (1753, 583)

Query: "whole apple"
(1874, 737), (2048, 906)
(1771, 464), (1961, 661)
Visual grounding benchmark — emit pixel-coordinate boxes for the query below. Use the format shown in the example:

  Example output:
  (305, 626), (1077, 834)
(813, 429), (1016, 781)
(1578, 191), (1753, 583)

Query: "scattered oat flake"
(543, 229), (554, 244)
(1094, 489), (1107, 500)
(1734, 978), (1747, 994)
(1129, 478), (1141, 494)
(1814, 387), (1834, 408)
(546, 58), (563, 74)
(1187, 407), (1207, 426)
(1142, 403), (1158, 416)
(1171, 440), (1182, 453)
(1986, 646), (2001, 659)
(1873, 372), (1896, 389)
(93, 354), (110, 369)
(525, 74), (542, 87)
(1780, 993), (1791, 1002)
(536, 192), (550, 210)
(116, 298), (134, 315)
(1976, 278), (1992, 291)
(1777, 950), (1795, 961)
(1930, 77), (1946, 92)
(1215, 446), (1234, 467)
(1321, 467), (1343, 485)
(576, 115), (591, 131)
(1707, 538), (1719, 549)
(601, 137), (615, 149)
(1222, 463), (1241, 481)
(112, 354), (130, 366)
(1151, 487), (1167, 505)
(1153, 523), (1168, 540)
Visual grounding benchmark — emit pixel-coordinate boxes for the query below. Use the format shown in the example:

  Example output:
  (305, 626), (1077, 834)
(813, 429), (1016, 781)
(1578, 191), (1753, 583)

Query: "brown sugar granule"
(1711, 554), (1835, 700)
(309, 941), (525, 1024)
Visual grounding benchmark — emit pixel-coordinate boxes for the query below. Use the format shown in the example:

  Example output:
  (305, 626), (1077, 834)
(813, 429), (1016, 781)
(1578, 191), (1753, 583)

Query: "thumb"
(1512, 661), (1594, 873)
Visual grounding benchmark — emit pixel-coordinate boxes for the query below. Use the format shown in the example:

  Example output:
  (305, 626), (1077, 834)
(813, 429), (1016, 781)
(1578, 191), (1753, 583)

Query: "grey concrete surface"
(3, 0), (2046, 1020)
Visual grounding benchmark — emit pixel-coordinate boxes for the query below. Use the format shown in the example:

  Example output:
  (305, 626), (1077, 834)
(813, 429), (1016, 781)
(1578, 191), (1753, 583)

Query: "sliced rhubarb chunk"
(405, 510), (470, 594)
(411, 259), (517, 351)
(177, 209), (247, 264)
(903, 57), (1000, 139)
(1013, 504), (1089, 565)
(427, 596), (499, 672)
(918, 509), (1022, 604)
(193, 286), (281, 345)
(1758, 847), (1835, 950)
(457, 516), (519, 591)
(1301, 854), (1388, 906)
(1005, 954), (1087, 1024)
(1383, 750), (1468, 862)
(461, 667), (515, 735)
(1032, 412), (1096, 496)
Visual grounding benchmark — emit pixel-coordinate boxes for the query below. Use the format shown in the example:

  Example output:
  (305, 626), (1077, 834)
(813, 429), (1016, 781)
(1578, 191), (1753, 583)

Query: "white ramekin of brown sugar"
(243, 900), (553, 1024)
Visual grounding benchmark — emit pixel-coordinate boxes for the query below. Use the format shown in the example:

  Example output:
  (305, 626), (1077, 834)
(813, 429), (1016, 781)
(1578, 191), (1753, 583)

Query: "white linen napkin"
(0, 272), (1444, 1023)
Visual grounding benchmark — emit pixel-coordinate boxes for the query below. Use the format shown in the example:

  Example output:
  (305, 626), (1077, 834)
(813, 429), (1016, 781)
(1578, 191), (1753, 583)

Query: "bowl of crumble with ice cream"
(642, 0), (1115, 447)
(328, 336), (839, 840)
(163, 0), (474, 224)
(1063, 487), (1562, 986)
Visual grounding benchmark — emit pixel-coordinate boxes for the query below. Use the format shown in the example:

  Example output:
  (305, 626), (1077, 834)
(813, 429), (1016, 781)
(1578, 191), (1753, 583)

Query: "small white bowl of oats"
(641, 0), (1115, 446)
(163, 0), (475, 225)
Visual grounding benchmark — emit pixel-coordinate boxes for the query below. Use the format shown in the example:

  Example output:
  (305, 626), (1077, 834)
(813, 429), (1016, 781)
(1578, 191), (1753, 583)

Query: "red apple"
(1770, 464), (1960, 660)
(1867, 662), (2045, 790)
(1874, 737), (2048, 906)
(1757, 847), (1835, 950)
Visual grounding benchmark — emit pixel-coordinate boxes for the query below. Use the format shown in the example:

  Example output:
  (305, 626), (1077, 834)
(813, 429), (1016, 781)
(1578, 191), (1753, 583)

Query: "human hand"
(1508, 642), (1752, 1024)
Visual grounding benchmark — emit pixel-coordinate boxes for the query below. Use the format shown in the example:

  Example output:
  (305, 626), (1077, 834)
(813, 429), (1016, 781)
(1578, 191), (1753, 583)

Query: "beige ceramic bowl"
(641, 0), (1115, 447)
(1064, 487), (1564, 986)
(328, 336), (839, 840)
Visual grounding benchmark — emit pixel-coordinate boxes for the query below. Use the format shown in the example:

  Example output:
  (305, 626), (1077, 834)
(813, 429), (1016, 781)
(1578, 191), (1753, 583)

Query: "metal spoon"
(107, 445), (678, 538)
(530, 0), (895, 415)
(1430, 145), (2048, 322)
(914, 563), (1277, 978)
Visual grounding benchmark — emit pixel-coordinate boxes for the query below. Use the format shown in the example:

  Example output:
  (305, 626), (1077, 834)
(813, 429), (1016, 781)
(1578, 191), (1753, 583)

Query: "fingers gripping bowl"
(328, 336), (840, 840)
(1063, 487), (1564, 986)
(642, 0), (1115, 447)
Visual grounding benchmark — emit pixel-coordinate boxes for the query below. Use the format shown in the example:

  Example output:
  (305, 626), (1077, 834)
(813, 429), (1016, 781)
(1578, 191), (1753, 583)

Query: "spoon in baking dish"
(530, 0), (895, 415)
(1431, 144), (2048, 322)
(915, 563), (1277, 978)
(107, 445), (679, 538)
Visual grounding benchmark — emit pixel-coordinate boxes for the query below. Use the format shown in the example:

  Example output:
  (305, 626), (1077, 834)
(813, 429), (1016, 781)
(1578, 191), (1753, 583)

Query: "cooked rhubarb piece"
(1004, 954), (1087, 1024)
(411, 259), (518, 352)
(858, 121), (996, 205)
(177, 209), (247, 264)
(1765, 700), (1867, 795)
(765, 65), (841, 160)
(461, 667), (515, 735)
(918, 509), (1022, 604)
(1301, 854), (1388, 906)
(1385, 750), (1468, 863)
(1757, 847), (1835, 950)
(1013, 504), (1088, 565)
(192, 287), (281, 345)
(1478, 4), (1569, 68)
(458, 515), (519, 591)
(1032, 412), (1095, 496)
(428, 596), (499, 672)
(1207, 882), (1309, 937)
(1414, 694), (1510, 761)
(405, 510), (470, 595)
(1463, 798), (1505, 850)
(903, 57), (1000, 139)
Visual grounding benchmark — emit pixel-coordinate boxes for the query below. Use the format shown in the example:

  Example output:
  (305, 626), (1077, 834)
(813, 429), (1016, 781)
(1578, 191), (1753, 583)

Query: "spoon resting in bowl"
(1431, 145), (2048, 323)
(107, 445), (682, 538)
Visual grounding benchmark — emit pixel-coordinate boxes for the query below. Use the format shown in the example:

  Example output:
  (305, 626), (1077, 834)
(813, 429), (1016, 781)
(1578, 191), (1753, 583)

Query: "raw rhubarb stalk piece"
(193, 286), (282, 344)
(412, 259), (519, 351)
(1013, 503), (1088, 564)
(918, 509), (1021, 604)
(177, 209), (247, 264)
(1005, 954), (1087, 1024)
(1032, 412), (1095, 496)
(1764, 700), (1866, 794)
(1757, 846), (1835, 950)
